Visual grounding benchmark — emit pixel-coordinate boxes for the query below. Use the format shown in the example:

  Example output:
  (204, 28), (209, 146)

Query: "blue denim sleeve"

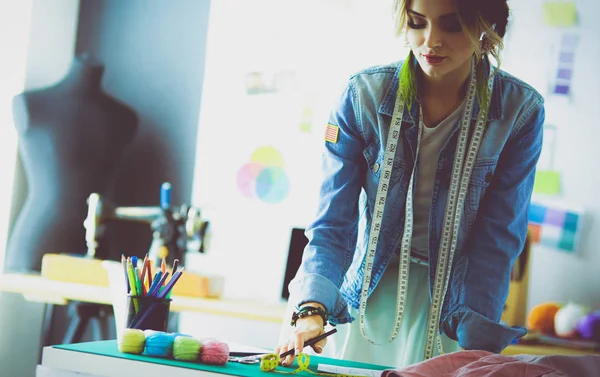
(444, 99), (545, 352)
(288, 80), (365, 323)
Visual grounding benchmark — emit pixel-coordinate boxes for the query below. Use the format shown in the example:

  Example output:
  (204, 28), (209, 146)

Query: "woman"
(276, 0), (545, 368)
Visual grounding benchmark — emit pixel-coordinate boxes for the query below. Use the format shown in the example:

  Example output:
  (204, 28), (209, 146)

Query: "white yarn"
(554, 302), (587, 337)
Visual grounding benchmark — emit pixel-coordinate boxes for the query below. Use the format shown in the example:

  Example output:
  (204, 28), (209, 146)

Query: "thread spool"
(118, 328), (146, 354)
(199, 339), (229, 366)
(145, 332), (176, 358)
(173, 336), (203, 361)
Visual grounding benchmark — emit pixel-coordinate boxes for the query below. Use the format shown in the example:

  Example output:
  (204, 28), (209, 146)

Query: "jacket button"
(485, 171), (493, 183)
(372, 162), (380, 173)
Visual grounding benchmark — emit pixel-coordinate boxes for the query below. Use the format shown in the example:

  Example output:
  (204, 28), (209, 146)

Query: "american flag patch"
(324, 124), (339, 143)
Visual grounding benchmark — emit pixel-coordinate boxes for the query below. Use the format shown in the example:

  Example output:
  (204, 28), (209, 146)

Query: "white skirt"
(326, 260), (460, 368)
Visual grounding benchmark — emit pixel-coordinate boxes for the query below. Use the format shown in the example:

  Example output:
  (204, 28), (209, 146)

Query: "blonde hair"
(392, 0), (510, 110)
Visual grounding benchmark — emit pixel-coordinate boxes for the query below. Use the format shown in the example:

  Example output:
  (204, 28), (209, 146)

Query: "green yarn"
(118, 328), (145, 354)
(172, 335), (202, 361)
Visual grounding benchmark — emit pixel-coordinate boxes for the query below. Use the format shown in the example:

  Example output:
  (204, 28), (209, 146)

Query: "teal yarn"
(173, 335), (203, 361)
(144, 331), (176, 358)
(118, 328), (146, 354)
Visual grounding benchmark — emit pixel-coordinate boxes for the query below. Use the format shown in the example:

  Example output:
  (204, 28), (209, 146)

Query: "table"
(0, 272), (288, 363)
(39, 340), (390, 377)
(0, 273), (287, 323)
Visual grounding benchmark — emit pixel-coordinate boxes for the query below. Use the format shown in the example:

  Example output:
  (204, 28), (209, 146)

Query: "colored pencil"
(121, 254), (130, 294)
(140, 255), (148, 291)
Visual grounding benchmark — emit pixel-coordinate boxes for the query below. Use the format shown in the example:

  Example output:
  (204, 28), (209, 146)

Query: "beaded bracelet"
(291, 305), (328, 327)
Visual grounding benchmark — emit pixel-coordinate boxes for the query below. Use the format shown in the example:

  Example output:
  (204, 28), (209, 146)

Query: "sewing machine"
(83, 182), (210, 267)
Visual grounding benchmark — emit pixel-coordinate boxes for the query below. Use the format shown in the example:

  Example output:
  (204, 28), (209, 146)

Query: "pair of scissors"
(228, 354), (268, 364)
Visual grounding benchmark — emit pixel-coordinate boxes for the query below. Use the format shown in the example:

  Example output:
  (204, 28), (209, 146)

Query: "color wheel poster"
(190, 0), (407, 301)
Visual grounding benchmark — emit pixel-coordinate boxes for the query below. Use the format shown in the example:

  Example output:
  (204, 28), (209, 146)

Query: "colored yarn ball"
(118, 328), (146, 354)
(200, 339), (229, 366)
(173, 336), (202, 361)
(527, 302), (561, 334)
(576, 311), (600, 342)
(555, 302), (588, 337)
(145, 332), (176, 358)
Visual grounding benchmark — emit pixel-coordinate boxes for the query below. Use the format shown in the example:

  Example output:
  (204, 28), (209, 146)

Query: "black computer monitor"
(281, 227), (308, 300)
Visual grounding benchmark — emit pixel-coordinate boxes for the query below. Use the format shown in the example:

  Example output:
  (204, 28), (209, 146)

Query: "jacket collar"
(378, 56), (503, 125)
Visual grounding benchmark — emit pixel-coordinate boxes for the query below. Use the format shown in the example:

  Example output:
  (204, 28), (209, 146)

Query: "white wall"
(502, 0), (600, 311)
(0, 0), (33, 273)
(0, 1), (80, 376)
(0, 5), (36, 373)
(189, 0), (409, 302)
(23, 0), (81, 90)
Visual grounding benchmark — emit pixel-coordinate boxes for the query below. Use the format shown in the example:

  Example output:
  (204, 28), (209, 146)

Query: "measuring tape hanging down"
(358, 57), (494, 360)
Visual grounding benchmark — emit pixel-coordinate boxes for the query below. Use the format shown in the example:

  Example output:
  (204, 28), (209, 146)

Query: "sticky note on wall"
(551, 33), (580, 97)
(533, 170), (561, 195)
(543, 1), (578, 27)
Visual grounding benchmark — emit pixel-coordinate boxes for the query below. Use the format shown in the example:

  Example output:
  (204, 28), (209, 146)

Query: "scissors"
(228, 328), (338, 364)
(228, 354), (268, 364)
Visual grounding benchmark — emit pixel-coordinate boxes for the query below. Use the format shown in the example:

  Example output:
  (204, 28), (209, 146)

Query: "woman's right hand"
(275, 314), (328, 366)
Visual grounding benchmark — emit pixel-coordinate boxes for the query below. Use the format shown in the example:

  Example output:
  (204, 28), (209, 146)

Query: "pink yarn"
(200, 339), (229, 366)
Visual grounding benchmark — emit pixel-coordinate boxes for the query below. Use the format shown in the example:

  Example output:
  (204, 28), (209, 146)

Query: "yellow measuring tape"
(259, 353), (375, 377)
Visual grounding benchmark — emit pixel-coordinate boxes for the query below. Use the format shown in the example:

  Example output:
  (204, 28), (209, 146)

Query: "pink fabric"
(381, 350), (567, 377)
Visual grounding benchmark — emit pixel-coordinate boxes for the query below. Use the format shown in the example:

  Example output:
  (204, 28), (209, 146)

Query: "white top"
(410, 99), (467, 259)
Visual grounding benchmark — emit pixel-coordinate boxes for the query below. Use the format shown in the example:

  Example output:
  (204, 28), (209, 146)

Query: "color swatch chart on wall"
(551, 32), (580, 96)
(528, 201), (582, 253)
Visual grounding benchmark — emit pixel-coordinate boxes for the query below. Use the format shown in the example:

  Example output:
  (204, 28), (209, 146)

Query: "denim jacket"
(289, 58), (545, 353)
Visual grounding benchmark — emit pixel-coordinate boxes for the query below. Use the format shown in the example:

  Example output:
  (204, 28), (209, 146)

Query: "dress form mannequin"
(5, 53), (138, 272)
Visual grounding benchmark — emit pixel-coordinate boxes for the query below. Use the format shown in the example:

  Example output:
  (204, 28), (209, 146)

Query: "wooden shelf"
(0, 273), (287, 323)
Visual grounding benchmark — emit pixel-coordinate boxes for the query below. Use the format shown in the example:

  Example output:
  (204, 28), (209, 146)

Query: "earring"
(481, 36), (494, 53)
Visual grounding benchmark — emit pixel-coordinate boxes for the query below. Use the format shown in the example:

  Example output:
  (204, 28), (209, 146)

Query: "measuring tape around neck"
(358, 58), (494, 360)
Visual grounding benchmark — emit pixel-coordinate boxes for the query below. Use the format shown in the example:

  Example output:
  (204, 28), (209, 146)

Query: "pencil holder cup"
(126, 295), (171, 332)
